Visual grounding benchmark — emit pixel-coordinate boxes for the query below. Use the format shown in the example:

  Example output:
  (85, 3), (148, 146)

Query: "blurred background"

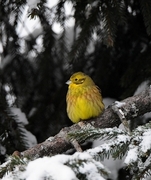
(0, 0), (151, 165)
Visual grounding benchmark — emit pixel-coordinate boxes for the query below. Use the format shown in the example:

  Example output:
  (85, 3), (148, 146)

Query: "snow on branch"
(123, 122), (151, 179)
(20, 87), (151, 159)
(1, 152), (109, 180)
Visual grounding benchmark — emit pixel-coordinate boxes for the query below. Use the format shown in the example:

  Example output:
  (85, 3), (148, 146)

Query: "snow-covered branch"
(20, 87), (151, 159)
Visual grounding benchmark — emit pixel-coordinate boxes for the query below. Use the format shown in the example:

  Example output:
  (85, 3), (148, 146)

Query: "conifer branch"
(123, 121), (151, 179)
(68, 126), (126, 143)
(69, 3), (101, 62)
(19, 87), (151, 160)
(140, 0), (151, 36)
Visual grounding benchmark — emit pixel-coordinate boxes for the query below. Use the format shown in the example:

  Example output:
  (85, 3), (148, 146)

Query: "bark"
(20, 87), (151, 159)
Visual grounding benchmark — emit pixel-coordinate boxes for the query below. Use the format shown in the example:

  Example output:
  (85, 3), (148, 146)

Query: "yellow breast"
(66, 84), (104, 123)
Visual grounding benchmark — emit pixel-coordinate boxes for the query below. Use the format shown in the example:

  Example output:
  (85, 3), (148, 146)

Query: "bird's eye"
(75, 78), (78, 81)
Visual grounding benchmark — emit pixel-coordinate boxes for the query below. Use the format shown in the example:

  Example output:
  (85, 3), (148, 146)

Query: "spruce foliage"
(1, 0), (151, 169)
(1, 122), (151, 179)
(69, 122), (151, 179)
(0, 89), (31, 164)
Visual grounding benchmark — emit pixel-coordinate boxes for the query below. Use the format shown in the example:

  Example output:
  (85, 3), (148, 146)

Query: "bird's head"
(66, 72), (95, 87)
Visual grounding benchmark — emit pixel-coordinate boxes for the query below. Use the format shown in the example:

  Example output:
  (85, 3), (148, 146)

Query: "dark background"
(0, 0), (151, 163)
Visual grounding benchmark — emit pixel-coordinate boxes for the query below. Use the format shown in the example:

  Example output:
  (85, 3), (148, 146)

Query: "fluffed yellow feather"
(66, 72), (105, 123)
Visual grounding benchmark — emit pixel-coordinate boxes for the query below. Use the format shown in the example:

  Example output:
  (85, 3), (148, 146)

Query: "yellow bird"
(66, 72), (105, 123)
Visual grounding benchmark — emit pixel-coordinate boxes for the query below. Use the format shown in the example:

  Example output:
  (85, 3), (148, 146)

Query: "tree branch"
(20, 87), (151, 159)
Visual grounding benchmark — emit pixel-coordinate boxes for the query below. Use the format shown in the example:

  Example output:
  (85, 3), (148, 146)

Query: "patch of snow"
(79, 162), (106, 180)
(52, 22), (63, 34)
(88, 144), (110, 156)
(64, 1), (74, 16)
(21, 156), (78, 180)
(124, 146), (138, 165)
(101, 156), (124, 180)
(2, 163), (23, 180)
(140, 130), (151, 153)
(114, 101), (126, 108)
(73, 152), (92, 160)
(136, 126), (143, 132)
(47, 0), (59, 8)
(91, 129), (130, 180)
(1, 153), (108, 180)
(117, 135), (130, 144)
(127, 6), (132, 13)
(91, 140), (124, 180)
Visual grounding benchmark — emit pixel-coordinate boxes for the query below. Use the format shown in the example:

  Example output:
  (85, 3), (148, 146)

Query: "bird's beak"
(66, 80), (71, 85)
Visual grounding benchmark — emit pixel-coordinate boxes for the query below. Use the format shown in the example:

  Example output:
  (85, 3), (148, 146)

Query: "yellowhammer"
(66, 72), (105, 123)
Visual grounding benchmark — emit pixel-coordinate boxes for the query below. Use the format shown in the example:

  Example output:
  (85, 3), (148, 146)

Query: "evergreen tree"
(0, 1), (151, 176)
(1, 121), (151, 179)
